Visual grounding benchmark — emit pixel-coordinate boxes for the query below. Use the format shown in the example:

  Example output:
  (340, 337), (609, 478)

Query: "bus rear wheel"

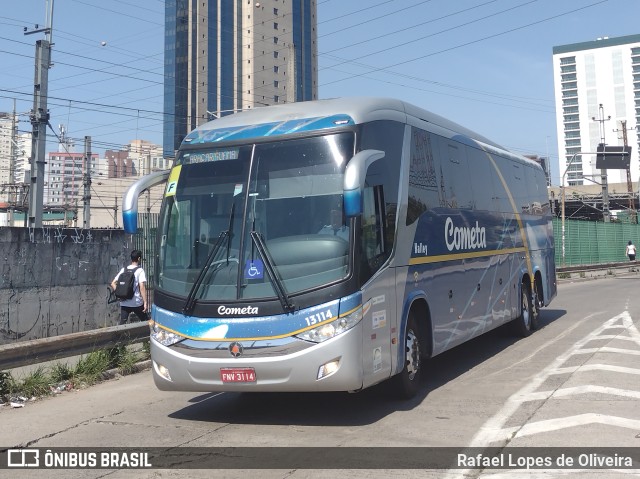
(510, 280), (533, 337)
(392, 313), (422, 399)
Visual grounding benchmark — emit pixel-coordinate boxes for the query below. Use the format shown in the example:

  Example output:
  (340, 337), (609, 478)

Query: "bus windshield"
(157, 132), (355, 303)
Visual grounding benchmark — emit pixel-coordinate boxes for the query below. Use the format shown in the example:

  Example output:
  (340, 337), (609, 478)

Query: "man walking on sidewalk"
(111, 249), (149, 324)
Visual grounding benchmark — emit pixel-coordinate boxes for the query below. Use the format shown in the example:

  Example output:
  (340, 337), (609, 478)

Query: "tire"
(531, 276), (542, 330)
(510, 280), (534, 337)
(392, 313), (423, 399)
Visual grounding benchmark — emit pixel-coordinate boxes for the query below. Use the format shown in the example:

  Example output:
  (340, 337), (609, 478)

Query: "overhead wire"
(320, 0), (608, 88)
(2, 0), (554, 128)
(2, 0), (608, 172)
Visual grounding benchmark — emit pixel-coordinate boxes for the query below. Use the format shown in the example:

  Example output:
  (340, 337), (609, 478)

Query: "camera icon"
(7, 449), (39, 467)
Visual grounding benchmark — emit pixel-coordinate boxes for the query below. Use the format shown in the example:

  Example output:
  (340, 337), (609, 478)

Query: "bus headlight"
(151, 322), (185, 347)
(296, 306), (362, 343)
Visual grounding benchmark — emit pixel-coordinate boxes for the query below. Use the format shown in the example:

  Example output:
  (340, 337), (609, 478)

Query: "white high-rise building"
(552, 34), (640, 186)
(0, 112), (18, 186)
(15, 132), (32, 184)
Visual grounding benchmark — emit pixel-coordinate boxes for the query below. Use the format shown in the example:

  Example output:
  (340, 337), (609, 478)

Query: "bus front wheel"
(392, 313), (422, 399)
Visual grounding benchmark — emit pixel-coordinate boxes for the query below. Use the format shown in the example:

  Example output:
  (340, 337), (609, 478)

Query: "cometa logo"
(218, 305), (259, 315)
(445, 217), (487, 252)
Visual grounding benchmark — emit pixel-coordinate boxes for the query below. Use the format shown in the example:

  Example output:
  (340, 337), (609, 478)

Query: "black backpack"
(114, 266), (140, 300)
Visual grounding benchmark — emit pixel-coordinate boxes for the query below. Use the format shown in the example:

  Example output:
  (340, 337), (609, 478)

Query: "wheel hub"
(405, 329), (420, 380)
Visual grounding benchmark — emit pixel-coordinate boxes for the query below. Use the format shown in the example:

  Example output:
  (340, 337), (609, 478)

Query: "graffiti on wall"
(0, 227), (130, 344)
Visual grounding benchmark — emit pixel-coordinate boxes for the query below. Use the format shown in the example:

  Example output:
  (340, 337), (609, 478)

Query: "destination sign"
(182, 149), (239, 164)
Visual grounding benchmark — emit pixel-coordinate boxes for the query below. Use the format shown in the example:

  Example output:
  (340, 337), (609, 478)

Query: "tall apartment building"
(106, 140), (169, 178)
(553, 34), (640, 186)
(0, 112), (30, 185)
(163, 0), (318, 157)
(0, 113), (15, 186)
(14, 132), (32, 184)
(0, 113), (31, 210)
(45, 150), (99, 207)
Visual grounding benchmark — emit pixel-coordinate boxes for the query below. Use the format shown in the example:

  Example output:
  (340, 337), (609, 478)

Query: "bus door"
(359, 184), (396, 389)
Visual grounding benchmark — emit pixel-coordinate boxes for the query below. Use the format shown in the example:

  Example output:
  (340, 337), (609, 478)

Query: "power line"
(320, 0), (608, 88)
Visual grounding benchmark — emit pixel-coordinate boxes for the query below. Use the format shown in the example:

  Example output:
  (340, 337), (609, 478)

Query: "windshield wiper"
(226, 202), (236, 263)
(183, 200), (238, 315)
(182, 230), (229, 315)
(250, 231), (295, 313)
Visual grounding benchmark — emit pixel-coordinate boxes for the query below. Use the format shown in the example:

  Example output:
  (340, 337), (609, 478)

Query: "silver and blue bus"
(124, 97), (556, 398)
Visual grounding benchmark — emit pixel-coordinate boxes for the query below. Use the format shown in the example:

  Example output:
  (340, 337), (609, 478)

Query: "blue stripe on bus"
(183, 115), (355, 145)
(152, 291), (362, 341)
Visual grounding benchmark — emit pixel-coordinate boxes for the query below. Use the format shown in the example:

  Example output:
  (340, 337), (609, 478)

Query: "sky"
(1, 0), (639, 185)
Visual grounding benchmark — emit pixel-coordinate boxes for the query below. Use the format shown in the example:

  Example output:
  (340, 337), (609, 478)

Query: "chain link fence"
(133, 213), (159, 295)
(553, 217), (640, 266)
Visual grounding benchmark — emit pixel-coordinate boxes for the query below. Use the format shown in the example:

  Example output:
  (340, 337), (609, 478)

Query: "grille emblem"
(229, 342), (243, 358)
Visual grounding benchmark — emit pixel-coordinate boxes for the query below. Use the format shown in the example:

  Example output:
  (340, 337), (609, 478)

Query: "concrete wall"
(0, 227), (135, 345)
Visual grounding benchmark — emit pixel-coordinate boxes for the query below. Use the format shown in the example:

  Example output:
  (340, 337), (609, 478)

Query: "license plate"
(220, 368), (256, 383)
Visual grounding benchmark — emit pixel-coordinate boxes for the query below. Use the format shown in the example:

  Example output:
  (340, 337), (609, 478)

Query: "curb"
(101, 359), (152, 381)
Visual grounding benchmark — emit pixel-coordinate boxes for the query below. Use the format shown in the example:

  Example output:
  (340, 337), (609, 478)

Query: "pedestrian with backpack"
(110, 250), (148, 324)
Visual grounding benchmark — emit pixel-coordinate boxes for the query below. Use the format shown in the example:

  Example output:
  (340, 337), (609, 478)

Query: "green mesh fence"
(552, 218), (640, 266)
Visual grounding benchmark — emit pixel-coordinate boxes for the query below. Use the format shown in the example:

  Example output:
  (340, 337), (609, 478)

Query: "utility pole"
(82, 136), (91, 228)
(592, 104), (611, 222)
(25, 0), (54, 228)
(145, 151), (151, 213)
(114, 196), (118, 228)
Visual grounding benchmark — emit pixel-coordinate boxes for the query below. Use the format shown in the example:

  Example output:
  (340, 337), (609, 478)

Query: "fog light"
(317, 358), (340, 380)
(154, 361), (172, 381)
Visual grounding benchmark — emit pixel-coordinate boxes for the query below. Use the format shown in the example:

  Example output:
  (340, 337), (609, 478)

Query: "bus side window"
(511, 162), (529, 214)
(525, 166), (548, 216)
(438, 140), (473, 210)
(407, 127), (439, 224)
(466, 145), (498, 212)
(492, 156), (513, 214)
(362, 184), (387, 271)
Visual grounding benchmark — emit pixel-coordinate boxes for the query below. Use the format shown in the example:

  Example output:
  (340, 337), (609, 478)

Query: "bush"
(2, 343), (149, 402)
(18, 367), (51, 398)
(73, 350), (112, 385)
(49, 362), (73, 383)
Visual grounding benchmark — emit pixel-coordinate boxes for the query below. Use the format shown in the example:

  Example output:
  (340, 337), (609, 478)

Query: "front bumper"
(150, 323), (364, 392)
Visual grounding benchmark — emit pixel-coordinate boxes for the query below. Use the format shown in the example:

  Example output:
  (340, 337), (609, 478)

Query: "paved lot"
(2, 277), (640, 478)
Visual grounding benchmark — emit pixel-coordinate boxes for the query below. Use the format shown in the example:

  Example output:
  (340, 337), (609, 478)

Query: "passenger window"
(438, 140), (473, 210)
(466, 145), (497, 212)
(511, 162), (529, 213)
(407, 127), (440, 224)
(491, 156), (514, 213)
(525, 166), (548, 216)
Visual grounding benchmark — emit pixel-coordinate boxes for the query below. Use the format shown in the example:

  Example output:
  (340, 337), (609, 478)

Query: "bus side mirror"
(343, 149), (385, 217)
(122, 170), (171, 233)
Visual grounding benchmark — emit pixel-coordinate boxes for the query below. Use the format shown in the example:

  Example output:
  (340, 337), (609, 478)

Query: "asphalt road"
(2, 276), (640, 479)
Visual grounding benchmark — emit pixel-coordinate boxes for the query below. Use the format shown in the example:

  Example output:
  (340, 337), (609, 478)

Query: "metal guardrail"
(0, 322), (149, 370)
(556, 261), (640, 278)
(1, 262), (638, 371)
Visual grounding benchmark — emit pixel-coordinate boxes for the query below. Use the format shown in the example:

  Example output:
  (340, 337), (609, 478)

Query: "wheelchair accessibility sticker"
(244, 259), (264, 280)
